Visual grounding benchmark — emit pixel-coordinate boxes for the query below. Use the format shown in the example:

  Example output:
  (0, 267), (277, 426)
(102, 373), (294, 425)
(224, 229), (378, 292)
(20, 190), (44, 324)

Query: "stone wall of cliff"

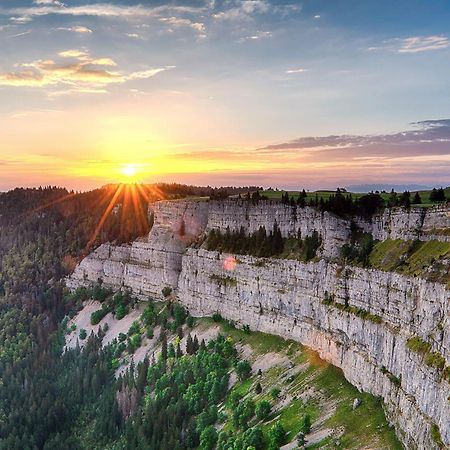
(67, 199), (450, 449)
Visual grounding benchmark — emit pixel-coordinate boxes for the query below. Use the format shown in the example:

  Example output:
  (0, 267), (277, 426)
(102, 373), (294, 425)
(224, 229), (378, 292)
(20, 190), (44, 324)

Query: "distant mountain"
(346, 183), (437, 193)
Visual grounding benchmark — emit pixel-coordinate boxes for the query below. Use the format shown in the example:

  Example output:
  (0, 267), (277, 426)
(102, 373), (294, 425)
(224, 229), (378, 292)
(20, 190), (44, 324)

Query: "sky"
(0, 0), (450, 191)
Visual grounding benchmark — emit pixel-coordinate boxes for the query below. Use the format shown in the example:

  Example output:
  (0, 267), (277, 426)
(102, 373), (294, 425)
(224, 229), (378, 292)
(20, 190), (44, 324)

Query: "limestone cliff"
(68, 199), (450, 449)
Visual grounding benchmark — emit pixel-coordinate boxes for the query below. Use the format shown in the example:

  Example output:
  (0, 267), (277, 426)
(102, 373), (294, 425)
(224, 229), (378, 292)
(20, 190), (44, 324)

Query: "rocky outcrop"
(359, 204), (450, 242)
(67, 199), (450, 449)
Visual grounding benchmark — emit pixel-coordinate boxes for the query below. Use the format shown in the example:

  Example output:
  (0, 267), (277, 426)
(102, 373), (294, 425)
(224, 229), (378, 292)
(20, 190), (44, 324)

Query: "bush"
(270, 387), (281, 399)
(299, 414), (311, 434)
(186, 314), (194, 328)
(128, 334), (141, 354)
(146, 327), (154, 339)
(425, 352), (446, 371)
(128, 321), (141, 336)
(255, 400), (271, 421)
(162, 286), (172, 298)
(90, 308), (108, 325)
(115, 303), (128, 320)
(268, 421), (286, 446)
(235, 360), (252, 381)
(212, 312), (223, 322)
(407, 336), (431, 353)
(118, 332), (127, 342)
(79, 328), (87, 340)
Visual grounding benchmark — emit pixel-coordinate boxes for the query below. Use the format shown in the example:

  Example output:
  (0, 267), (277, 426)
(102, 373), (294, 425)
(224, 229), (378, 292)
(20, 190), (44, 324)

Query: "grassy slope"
(198, 318), (403, 450)
(368, 239), (450, 284)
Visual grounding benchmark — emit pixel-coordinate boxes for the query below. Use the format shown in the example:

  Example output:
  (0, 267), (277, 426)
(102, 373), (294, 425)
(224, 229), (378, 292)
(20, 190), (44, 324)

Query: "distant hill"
(346, 184), (435, 193)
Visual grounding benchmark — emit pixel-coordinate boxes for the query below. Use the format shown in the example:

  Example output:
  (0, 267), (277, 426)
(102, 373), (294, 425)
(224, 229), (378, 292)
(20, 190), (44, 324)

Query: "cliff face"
(359, 204), (450, 242)
(178, 250), (449, 449)
(68, 199), (450, 449)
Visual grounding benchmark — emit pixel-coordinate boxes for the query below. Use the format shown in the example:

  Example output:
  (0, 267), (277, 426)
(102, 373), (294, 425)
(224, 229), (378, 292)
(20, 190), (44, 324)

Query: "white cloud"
(397, 35), (450, 53)
(7, 30), (31, 38)
(159, 16), (205, 34)
(286, 68), (306, 74)
(34, 0), (65, 6)
(58, 49), (89, 59)
(213, 0), (270, 20)
(0, 49), (174, 92)
(126, 33), (141, 39)
(56, 25), (93, 33)
(314, 15), (321, 19)
(9, 16), (32, 24)
(371, 35), (450, 53)
(241, 30), (272, 41)
(5, 3), (204, 22)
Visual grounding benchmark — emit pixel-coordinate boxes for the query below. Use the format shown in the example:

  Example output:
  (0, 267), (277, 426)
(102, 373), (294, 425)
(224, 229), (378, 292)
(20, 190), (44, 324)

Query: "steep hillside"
(65, 296), (402, 450)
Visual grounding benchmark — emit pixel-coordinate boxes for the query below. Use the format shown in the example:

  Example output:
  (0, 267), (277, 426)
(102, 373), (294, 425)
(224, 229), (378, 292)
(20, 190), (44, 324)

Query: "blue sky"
(0, 0), (449, 190)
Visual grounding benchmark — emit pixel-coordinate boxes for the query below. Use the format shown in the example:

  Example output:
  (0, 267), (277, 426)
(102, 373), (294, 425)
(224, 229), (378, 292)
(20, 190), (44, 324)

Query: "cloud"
(212, 0), (270, 20)
(9, 16), (32, 24)
(397, 35), (450, 53)
(260, 120), (450, 160)
(3, 3), (204, 22)
(286, 68), (306, 74)
(56, 26), (92, 33)
(370, 35), (450, 53)
(159, 16), (206, 34)
(7, 30), (31, 38)
(0, 49), (174, 92)
(241, 30), (272, 41)
(314, 15), (321, 19)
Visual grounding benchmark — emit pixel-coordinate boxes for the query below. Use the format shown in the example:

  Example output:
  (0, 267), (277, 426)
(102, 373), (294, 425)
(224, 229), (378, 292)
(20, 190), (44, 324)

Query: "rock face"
(68, 199), (450, 449)
(359, 204), (450, 242)
(178, 249), (449, 450)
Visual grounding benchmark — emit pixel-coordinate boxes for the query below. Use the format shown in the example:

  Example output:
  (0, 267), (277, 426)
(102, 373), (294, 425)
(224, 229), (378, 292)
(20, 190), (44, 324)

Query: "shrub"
(299, 414), (311, 434)
(268, 421), (286, 446)
(118, 332), (127, 342)
(79, 328), (87, 340)
(425, 352), (446, 371)
(235, 360), (252, 381)
(212, 312), (223, 323)
(162, 286), (172, 298)
(270, 387), (281, 399)
(128, 320), (141, 336)
(255, 400), (271, 421)
(146, 327), (154, 339)
(115, 303), (128, 320)
(128, 334), (141, 354)
(90, 308), (108, 325)
(406, 336), (432, 354)
(186, 314), (194, 328)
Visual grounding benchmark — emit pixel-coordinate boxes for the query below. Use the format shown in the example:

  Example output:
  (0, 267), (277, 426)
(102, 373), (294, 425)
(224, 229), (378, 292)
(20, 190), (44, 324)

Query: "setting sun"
(121, 164), (137, 178)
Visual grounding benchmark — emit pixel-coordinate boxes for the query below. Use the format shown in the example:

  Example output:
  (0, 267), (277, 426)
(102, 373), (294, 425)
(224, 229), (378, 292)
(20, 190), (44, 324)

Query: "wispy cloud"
(0, 49), (174, 92)
(369, 35), (450, 53)
(213, 0), (270, 20)
(7, 30), (31, 38)
(286, 68), (306, 74)
(159, 16), (206, 36)
(397, 35), (450, 53)
(261, 120), (450, 157)
(56, 25), (92, 33)
(241, 30), (272, 41)
(3, 3), (204, 22)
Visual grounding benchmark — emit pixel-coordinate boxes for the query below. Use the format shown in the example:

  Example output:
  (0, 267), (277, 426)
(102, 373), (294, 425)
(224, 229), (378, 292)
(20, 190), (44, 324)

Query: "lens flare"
(223, 256), (237, 271)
